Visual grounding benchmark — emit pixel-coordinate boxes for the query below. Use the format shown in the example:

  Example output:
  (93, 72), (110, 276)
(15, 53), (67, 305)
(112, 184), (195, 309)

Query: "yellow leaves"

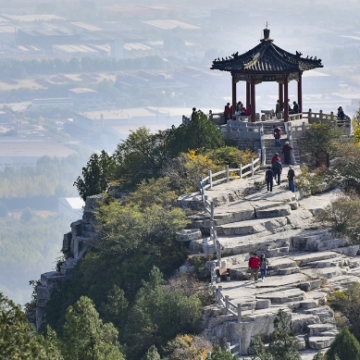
(353, 120), (360, 145)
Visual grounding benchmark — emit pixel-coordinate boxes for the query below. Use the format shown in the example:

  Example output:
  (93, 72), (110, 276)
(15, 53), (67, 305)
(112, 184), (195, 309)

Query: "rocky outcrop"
(33, 194), (102, 330)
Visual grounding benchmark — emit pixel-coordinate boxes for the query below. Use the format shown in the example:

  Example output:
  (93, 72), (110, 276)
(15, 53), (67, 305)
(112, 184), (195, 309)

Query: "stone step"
(217, 216), (289, 236)
(302, 267), (346, 280)
(303, 256), (346, 269)
(290, 251), (342, 266)
(256, 288), (305, 304)
(308, 336), (335, 350)
(308, 323), (337, 337)
(291, 230), (348, 252)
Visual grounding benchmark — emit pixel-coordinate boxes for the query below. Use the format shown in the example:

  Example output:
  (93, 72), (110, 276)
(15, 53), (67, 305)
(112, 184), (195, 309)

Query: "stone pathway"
(178, 174), (358, 359)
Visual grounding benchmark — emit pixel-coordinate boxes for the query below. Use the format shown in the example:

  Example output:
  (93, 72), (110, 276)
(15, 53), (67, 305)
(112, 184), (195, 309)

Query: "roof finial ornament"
(262, 22), (272, 42)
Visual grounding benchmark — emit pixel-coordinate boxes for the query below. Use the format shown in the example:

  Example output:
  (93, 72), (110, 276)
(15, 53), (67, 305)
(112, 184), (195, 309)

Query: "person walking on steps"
(273, 125), (281, 147)
(260, 254), (269, 282)
(248, 252), (260, 281)
(272, 159), (282, 185)
(282, 141), (293, 165)
(265, 166), (274, 192)
(288, 166), (295, 192)
(271, 153), (281, 165)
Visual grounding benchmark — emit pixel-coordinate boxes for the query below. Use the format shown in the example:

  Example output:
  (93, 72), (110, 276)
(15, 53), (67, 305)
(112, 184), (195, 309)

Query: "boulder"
(176, 229), (202, 242)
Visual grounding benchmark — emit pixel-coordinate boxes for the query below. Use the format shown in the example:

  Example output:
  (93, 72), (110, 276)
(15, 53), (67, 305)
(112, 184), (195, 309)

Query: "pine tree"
(312, 351), (325, 360)
(0, 292), (62, 360)
(326, 327), (360, 360)
(61, 296), (124, 360)
(74, 150), (116, 201)
(268, 309), (301, 360)
(142, 345), (161, 360)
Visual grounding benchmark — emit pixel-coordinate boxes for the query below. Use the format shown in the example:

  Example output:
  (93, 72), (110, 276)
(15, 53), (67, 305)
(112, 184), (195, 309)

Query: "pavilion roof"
(211, 30), (323, 74)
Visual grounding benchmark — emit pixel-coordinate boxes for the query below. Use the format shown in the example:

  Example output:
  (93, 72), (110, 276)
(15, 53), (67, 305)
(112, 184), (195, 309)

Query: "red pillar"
(246, 81), (251, 110)
(251, 77), (256, 122)
(278, 82), (284, 111)
(298, 73), (303, 118)
(284, 75), (289, 122)
(231, 74), (236, 118)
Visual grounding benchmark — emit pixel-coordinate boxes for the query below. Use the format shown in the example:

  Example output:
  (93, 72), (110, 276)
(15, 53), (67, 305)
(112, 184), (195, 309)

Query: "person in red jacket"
(248, 252), (260, 281)
(271, 153), (281, 165)
(224, 103), (231, 121)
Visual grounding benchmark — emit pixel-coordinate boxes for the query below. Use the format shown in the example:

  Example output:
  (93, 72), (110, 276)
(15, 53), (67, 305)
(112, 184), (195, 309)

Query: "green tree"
(0, 292), (62, 360)
(300, 123), (338, 167)
(113, 127), (170, 189)
(125, 267), (202, 359)
(327, 283), (360, 339)
(168, 110), (224, 157)
(326, 327), (360, 360)
(250, 335), (273, 360)
(61, 296), (124, 360)
(74, 150), (116, 201)
(312, 352), (325, 360)
(314, 195), (360, 243)
(211, 346), (238, 360)
(142, 345), (161, 360)
(99, 285), (129, 331)
(268, 310), (301, 360)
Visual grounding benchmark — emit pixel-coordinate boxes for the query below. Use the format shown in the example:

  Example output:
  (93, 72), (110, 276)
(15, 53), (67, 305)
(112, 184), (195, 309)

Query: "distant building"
(68, 88), (102, 109)
(17, 29), (80, 50)
(0, 139), (76, 171)
(58, 197), (84, 217)
(31, 98), (73, 108)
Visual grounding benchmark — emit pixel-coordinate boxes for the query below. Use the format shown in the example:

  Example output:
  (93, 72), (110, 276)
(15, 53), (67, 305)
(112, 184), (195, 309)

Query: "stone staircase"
(177, 176), (360, 359)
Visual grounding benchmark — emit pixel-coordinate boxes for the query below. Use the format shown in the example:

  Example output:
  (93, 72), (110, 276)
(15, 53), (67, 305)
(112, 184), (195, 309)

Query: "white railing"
(304, 109), (351, 133)
(200, 152), (261, 192)
(214, 285), (243, 356)
(199, 152), (262, 265)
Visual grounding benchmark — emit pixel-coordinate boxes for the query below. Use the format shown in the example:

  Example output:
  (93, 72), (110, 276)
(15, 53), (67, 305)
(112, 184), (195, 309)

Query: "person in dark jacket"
(288, 166), (295, 192)
(273, 125), (281, 146)
(282, 141), (293, 165)
(260, 254), (269, 282)
(272, 159), (282, 185)
(265, 167), (274, 192)
(291, 101), (299, 114)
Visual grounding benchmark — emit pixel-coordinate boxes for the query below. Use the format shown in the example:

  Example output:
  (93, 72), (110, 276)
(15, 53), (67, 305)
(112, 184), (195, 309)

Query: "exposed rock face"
(178, 174), (357, 358)
(34, 194), (101, 330)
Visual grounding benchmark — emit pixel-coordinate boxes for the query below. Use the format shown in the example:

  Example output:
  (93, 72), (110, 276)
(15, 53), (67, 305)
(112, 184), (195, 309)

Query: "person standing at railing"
(290, 101), (299, 114)
(191, 107), (197, 121)
(224, 103), (231, 121)
(265, 166), (275, 192)
(337, 106), (345, 120)
(272, 159), (282, 185)
(282, 141), (293, 165)
(248, 253), (260, 281)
